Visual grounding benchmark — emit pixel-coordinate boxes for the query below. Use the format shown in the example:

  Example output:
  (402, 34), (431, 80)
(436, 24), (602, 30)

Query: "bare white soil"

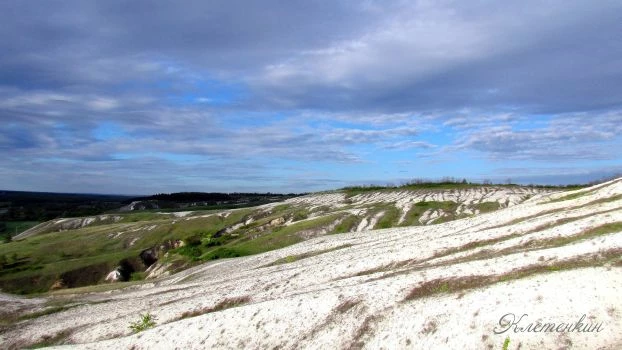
(286, 187), (546, 210)
(2, 180), (621, 349)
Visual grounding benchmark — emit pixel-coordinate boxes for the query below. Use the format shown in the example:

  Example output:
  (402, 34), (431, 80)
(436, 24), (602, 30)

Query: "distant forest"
(0, 191), (131, 222)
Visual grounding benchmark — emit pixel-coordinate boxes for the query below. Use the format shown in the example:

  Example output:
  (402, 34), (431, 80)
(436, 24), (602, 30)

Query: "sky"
(1, 1), (622, 194)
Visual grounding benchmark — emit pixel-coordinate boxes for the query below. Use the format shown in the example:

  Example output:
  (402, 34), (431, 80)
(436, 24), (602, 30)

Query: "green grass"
(344, 181), (479, 193)
(221, 214), (342, 257)
(475, 202), (501, 213)
(129, 313), (157, 333)
(579, 193), (622, 207)
(341, 180), (584, 198)
(290, 208), (309, 222)
(1, 221), (41, 236)
(342, 182), (482, 197)
(502, 337), (511, 350)
(26, 330), (71, 348)
(0, 209), (254, 293)
(584, 221), (622, 236)
(1, 203), (346, 293)
(330, 214), (360, 234)
(400, 203), (427, 226)
(272, 204), (291, 213)
(120, 212), (172, 223)
(547, 189), (593, 203)
(130, 271), (146, 281)
(201, 247), (244, 260)
(401, 201), (460, 226)
(374, 205), (401, 229)
(179, 211), (348, 261)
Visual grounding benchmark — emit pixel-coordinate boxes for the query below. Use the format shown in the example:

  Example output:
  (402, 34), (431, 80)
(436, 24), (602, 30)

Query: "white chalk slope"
(2, 179), (622, 349)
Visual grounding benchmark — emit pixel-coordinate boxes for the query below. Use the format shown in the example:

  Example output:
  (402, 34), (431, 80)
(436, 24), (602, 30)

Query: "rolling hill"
(1, 185), (551, 294)
(1, 179), (621, 348)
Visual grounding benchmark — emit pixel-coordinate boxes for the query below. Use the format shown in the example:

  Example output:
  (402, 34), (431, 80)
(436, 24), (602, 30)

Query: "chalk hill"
(1, 179), (621, 349)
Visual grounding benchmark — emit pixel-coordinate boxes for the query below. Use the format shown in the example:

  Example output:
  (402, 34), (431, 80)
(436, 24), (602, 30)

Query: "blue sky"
(1, 1), (621, 194)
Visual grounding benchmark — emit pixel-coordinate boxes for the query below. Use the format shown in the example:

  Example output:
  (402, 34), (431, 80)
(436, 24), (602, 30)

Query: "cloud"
(490, 165), (622, 186)
(1, 1), (622, 192)
(452, 111), (622, 161)
(3, 1), (621, 114)
(252, 1), (622, 113)
(382, 141), (436, 150)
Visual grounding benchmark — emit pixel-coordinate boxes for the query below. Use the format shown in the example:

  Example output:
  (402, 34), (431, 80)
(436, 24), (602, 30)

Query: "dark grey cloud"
(0, 0), (377, 91)
(253, 1), (622, 113)
(1, 1), (621, 192)
(2, 0), (621, 117)
(2, 0), (618, 114)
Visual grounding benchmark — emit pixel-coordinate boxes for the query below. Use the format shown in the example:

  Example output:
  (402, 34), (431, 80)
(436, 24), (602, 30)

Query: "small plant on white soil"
(129, 313), (157, 333)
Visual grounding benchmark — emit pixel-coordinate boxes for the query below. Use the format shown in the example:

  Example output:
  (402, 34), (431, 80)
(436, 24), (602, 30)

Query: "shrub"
(183, 235), (202, 246)
(175, 244), (203, 260)
(291, 209), (309, 222)
(130, 271), (146, 281)
(202, 247), (242, 260)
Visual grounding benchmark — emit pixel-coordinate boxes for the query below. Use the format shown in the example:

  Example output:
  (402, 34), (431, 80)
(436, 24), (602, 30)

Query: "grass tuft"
(129, 313), (157, 333)
(502, 336), (511, 350)
(335, 299), (361, 314)
(178, 296), (251, 320)
(403, 247), (622, 302)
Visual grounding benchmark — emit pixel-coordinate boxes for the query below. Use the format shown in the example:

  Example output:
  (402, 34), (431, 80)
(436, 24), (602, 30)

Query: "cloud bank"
(1, 1), (621, 193)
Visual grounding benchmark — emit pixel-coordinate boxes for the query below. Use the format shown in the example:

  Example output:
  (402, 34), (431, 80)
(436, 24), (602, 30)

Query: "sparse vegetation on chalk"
(0, 183), (566, 294)
(1, 177), (621, 349)
(129, 313), (157, 333)
(178, 296), (251, 320)
(341, 177), (586, 197)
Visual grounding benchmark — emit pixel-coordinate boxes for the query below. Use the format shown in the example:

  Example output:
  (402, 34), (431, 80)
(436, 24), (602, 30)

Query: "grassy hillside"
(0, 185), (558, 294)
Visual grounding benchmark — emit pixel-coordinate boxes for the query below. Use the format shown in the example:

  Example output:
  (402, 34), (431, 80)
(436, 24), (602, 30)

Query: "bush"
(183, 235), (202, 246)
(291, 210), (309, 222)
(129, 313), (157, 333)
(175, 245), (203, 260)
(130, 271), (146, 281)
(202, 247), (242, 260)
